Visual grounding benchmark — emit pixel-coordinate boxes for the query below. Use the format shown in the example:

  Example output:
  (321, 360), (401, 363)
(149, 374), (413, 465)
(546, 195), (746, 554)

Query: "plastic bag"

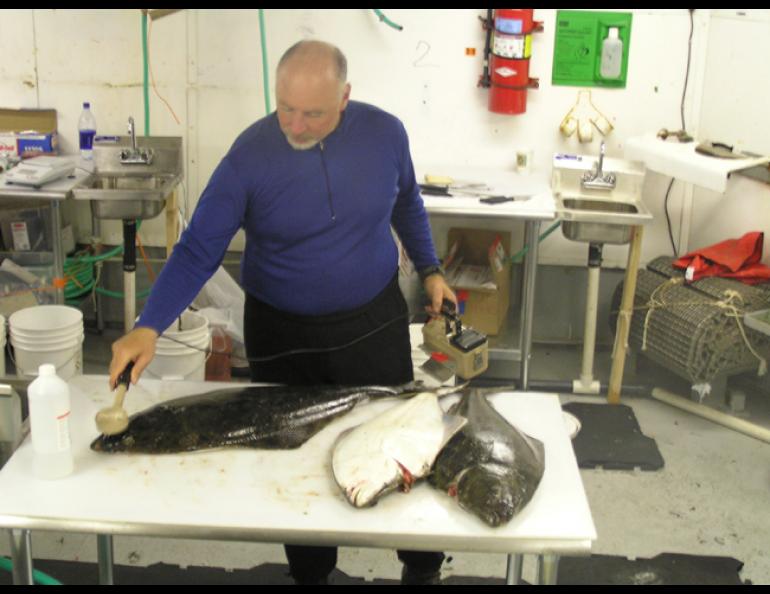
(192, 266), (246, 366)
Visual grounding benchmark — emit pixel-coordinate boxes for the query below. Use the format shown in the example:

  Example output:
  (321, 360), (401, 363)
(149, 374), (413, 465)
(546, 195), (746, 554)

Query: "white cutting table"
(0, 376), (595, 585)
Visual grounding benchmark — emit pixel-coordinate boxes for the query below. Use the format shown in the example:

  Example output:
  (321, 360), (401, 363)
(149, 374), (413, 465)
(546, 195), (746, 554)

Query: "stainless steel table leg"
(9, 529), (33, 585)
(505, 553), (523, 585)
(536, 553), (560, 585)
(97, 533), (115, 585)
(92, 214), (105, 333)
(51, 200), (65, 305)
(519, 221), (541, 390)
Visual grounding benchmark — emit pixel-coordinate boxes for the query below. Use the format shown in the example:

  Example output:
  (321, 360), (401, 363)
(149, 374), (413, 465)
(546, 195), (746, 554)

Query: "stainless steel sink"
(75, 172), (181, 219)
(556, 195), (652, 245)
(72, 135), (183, 220)
(553, 149), (652, 245)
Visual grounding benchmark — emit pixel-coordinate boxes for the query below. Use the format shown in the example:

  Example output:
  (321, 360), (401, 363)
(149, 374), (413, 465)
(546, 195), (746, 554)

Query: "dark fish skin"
(429, 390), (545, 527)
(91, 384), (420, 454)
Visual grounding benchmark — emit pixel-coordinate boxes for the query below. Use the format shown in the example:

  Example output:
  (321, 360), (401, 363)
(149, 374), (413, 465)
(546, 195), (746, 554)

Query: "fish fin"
(396, 460), (415, 492)
(389, 380), (469, 399)
(435, 382), (470, 399)
(441, 413), (468, 446)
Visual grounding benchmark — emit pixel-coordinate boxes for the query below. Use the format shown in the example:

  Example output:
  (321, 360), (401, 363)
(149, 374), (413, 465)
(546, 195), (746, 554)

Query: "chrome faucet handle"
(597, 141), (606, 176)
(120, 116), (154, 165)
(127, 117), (137, 150)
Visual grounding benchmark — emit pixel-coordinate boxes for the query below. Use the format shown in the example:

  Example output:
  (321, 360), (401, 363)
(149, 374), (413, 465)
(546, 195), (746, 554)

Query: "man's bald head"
(277, 40), (348, 85)
(275, 40), (351, 150)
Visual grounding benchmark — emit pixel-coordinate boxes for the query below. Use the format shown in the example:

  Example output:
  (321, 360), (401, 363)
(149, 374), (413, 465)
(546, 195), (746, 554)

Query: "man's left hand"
(423, 273), (456, 318)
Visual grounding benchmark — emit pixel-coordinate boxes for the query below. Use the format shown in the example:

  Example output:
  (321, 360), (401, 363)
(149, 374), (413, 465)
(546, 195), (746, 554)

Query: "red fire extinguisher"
(480, 9), (543, 115)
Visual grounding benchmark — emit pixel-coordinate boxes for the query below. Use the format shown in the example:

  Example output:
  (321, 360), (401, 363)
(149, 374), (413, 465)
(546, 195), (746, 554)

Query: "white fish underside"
(332, 392), (466, 508)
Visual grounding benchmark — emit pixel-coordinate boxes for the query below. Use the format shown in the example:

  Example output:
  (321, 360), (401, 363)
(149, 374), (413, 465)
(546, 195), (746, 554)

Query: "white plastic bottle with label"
(600, 27), (623, 80)
(78, 102), (97, 160)
(28, 364), (74, 479)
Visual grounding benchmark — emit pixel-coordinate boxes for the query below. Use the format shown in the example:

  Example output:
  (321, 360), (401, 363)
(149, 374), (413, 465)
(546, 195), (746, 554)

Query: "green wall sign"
(552, 11), (633, 88)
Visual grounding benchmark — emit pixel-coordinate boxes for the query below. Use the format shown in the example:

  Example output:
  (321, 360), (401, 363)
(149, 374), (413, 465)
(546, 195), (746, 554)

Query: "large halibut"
(429, 390), (545, 527)
(332, 391), (466, 508)
(91, 383), (424, 454)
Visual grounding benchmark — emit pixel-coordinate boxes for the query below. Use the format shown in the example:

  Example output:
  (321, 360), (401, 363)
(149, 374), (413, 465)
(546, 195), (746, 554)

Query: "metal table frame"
(0, 169), (92, 305)
(421, 171), (556, 390)
(7, 531), (560, 585)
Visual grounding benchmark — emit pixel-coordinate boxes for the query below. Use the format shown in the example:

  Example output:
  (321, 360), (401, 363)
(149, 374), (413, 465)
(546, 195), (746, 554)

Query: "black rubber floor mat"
(0, 560), (364, 585)
(0, 554), (748, 585)
(563, 402), (664, 471)
(557, 553), (749, 585)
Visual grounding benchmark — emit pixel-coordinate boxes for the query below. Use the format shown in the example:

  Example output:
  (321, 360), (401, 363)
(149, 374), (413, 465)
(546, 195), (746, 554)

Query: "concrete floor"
(2, 327), (769, 584)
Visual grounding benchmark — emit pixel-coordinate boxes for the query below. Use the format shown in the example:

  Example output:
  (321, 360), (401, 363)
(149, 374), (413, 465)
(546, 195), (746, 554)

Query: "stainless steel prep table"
(0, 168), (92, 305)
(0, 376), (594, 585)
(419, 168), (557, 389)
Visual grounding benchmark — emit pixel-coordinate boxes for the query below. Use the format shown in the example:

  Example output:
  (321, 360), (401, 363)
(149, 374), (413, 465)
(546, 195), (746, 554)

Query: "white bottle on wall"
(600, 27), (623, 79)
(28, 364), (74, 479)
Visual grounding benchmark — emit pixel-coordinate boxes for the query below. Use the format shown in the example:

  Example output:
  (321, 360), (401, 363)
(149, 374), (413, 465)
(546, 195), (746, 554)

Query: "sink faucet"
(120, 116), (154, 165)
(597, 141), (606, 177)
(581, 142), (616, 191)
(127, 116), (137, 152)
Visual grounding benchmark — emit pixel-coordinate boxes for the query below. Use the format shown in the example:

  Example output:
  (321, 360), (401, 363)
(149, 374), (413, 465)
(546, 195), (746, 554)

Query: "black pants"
(244, 275), (444, 583)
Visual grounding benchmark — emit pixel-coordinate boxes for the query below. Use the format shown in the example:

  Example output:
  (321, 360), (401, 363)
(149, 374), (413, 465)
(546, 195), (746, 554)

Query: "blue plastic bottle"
(78, 102), (97, 160)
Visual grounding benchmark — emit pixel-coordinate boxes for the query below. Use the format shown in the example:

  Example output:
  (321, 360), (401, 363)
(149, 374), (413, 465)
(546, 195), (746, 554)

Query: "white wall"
(1, 9), (768, 267)
(688, 9), (770, 261)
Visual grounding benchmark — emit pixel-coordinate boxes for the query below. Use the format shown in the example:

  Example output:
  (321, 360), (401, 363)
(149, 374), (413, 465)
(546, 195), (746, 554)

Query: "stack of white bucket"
(9, 306), (84, 380)
(145, 310), (210, 381)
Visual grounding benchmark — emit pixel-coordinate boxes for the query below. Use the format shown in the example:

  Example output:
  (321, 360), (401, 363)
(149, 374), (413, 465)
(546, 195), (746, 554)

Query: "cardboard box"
(0, 108), (58, 158)
(444, 228), (511, 336)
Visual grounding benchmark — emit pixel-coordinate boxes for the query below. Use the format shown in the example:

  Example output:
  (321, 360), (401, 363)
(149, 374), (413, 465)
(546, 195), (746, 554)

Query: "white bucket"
(145, 311), (210, 381)
(12, 334), (84, 381)
(9, 305), (83, 335)
(9, 306), (84, 381)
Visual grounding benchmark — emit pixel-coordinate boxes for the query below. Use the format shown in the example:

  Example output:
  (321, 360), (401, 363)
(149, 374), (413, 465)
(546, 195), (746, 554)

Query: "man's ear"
(340, 83), (352, 111)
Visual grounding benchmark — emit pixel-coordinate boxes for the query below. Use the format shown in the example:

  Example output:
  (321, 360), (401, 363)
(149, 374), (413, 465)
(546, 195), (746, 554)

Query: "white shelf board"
(624, 134), (770, 193)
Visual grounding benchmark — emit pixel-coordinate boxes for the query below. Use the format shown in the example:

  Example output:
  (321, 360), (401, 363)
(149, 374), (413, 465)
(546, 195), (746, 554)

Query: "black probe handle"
(441, 298), (457, 317)
(480, 195), (516, 204)
(123, 219), (137, 272)
(117, 361), (135, 389)
(420, 184), (452, 196)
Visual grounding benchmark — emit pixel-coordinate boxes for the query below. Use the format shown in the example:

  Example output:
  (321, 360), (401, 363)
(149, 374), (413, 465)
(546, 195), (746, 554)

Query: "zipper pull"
(318, 140), (336, 222)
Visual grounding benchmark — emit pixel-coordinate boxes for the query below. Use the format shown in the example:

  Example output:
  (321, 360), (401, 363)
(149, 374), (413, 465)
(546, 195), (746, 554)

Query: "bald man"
(109, 40), (452, 584)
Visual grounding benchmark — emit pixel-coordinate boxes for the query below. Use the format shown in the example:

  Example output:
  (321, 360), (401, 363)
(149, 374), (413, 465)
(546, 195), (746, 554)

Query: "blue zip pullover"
(137, 101), (439, 334)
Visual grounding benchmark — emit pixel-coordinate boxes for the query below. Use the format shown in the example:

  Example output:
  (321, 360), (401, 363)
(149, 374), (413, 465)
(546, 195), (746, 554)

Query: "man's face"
(276, 61), (351, 151)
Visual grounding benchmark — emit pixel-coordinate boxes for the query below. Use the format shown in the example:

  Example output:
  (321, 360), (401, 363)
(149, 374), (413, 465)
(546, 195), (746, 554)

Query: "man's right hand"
(109, 327), (160, 389)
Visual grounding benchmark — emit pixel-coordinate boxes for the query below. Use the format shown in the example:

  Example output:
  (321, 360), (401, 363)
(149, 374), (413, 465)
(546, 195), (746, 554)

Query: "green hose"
(0, 557), (62, 585)
(510, 221), (562, 263)
(62, 244), (121, 302)
(372, 9), (404, 31)
(63, 258), (95, 301)
(66, 244), (123, 265)
(258, 9), (271, 115)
